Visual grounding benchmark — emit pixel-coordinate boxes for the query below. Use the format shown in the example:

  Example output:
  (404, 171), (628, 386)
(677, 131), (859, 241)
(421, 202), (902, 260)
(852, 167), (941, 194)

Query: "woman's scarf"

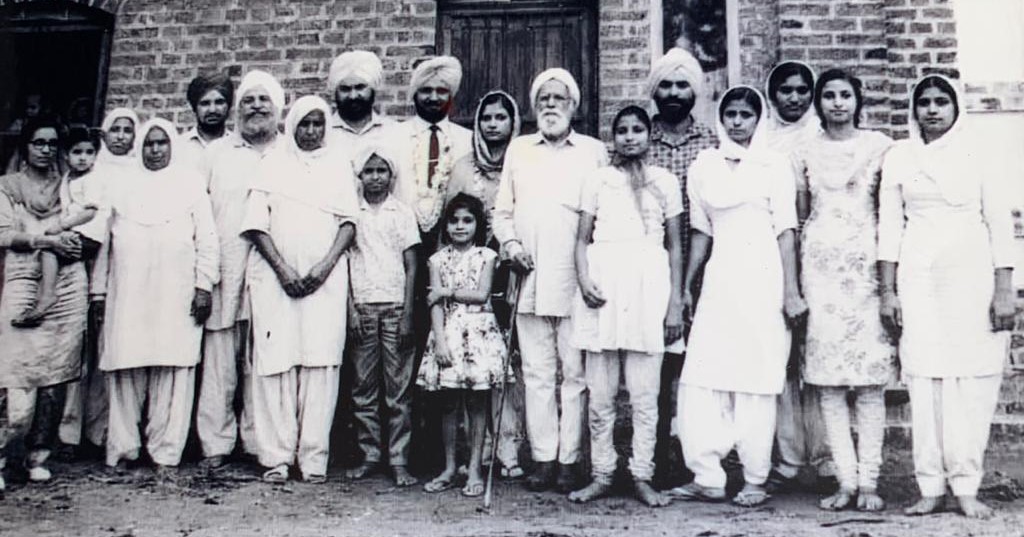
(252, 95), (358, 219)
(700, 85), (776, 209)
(762, 61), (819, 151)
(471, 90), (521, 175)
(904, 74), (976, 205)
(96, 107), (140, 169)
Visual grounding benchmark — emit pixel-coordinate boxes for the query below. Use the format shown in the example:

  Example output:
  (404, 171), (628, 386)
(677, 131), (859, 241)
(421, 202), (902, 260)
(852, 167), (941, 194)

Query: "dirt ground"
(2, 458), (1024, 537)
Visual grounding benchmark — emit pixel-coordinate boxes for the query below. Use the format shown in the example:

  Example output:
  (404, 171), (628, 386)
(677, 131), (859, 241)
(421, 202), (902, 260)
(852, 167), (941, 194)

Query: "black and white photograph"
(0, 0), (1023, 535)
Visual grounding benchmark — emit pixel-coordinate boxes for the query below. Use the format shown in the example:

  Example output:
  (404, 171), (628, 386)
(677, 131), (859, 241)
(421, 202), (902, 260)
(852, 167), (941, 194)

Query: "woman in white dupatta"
(672, 86), (806, 507)
(879, 75), (1015, 519)
(100, 118), (219, 473)
(242, 95), (359, 484)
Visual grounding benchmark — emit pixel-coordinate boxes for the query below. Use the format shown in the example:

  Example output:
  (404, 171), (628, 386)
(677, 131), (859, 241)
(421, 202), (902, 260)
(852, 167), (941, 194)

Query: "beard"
(240, 112), (276, 143)
(337, 94), (374, 122)
(537, 109), (571, 140)
(414, 98), (450, 124)
(654, 95), (695, 124)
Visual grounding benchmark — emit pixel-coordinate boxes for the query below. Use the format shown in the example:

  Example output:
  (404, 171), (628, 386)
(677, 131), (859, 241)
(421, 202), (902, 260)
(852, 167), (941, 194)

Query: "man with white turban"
(327, 50), (394, 155)
(493, 67), (608, 493)
(642, 47), (719, 489)
(196, 69), (284, 469)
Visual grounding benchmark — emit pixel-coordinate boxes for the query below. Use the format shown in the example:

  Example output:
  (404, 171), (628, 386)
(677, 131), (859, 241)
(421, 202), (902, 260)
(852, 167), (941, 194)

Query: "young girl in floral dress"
(417, 193), (509, 497)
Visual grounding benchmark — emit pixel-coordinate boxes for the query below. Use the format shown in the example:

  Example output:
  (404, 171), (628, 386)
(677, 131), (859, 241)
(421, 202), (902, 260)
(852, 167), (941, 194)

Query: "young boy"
(346, 147), (421, 487)
(12, 127), (104, 328)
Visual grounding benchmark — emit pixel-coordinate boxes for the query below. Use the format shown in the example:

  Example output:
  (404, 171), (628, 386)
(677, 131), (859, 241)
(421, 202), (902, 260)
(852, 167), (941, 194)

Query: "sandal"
(764, 468), (799, 493)
(500, 465), (525, 479)
(423, 475), (455, 493)
(732, 488), (771, 507)
(304, 474), (327, 484)
(462, 479), (485, 497)
(262, 464), (289, 484)
(666, 482), (727, 502)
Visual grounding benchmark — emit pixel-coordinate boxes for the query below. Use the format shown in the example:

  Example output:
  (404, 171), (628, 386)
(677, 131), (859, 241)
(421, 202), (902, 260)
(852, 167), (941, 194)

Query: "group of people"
(0, 46), (1015, 521)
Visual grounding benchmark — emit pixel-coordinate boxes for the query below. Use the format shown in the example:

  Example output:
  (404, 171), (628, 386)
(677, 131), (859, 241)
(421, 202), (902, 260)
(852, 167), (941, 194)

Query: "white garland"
(412, 130), (455, 232)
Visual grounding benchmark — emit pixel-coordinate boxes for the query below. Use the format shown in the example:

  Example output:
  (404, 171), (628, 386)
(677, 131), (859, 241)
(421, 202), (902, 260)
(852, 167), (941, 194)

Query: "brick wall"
(736, 0), (781, 89)
(596, 0), (652, 139)
(105, 0), (436, 125)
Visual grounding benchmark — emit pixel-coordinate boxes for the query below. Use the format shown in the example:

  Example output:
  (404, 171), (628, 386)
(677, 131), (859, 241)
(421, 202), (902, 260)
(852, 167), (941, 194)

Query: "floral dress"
(796, 130), (897, 386)
(417, 245), (509, 391)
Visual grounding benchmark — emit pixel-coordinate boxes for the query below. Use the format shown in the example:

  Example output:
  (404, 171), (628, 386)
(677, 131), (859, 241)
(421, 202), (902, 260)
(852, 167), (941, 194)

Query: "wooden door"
(437, 0), (599, 136)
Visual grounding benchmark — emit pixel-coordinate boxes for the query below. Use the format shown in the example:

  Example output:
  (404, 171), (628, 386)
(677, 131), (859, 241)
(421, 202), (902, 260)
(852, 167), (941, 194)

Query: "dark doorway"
(437, 0), (599, 136)
(0, 1), (113, 167)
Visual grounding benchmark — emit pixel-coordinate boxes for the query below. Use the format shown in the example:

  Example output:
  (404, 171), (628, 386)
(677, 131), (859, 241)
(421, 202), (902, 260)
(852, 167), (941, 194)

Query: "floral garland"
(412, 130), (455, 232)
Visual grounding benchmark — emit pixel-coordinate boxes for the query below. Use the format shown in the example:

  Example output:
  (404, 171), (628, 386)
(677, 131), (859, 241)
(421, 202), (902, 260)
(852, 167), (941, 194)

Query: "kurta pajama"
(100, 119), (220, 467)
(244, 98), (359, 478)
(493, 131), (608, 464)
(879, 78), (1014, 498)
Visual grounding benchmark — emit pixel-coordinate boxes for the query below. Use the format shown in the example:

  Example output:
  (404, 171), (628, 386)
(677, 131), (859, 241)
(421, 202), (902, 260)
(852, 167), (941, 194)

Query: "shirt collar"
(359, 194), (398, 211)
(529, 129), (579, 148)
(412, 115), (452, 136)
(332, 111), (386, 135)
(185, 126), (232, 148)
(650, 117), (713, 147)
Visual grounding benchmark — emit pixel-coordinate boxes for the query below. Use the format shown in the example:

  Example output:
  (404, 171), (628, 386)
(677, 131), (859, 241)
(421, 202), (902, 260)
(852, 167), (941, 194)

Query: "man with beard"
(196, 70), (284, 469)
(643, 47), (719, 490)
(180, 73), (234, 169)
(493, 68), (608, 493)
(327, 50), (394, 157)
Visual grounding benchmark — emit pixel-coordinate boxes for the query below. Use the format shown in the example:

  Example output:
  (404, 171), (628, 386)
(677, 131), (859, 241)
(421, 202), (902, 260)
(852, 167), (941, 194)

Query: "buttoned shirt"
(203, 131), (278, 330)
(493, 131), (609, 317)
(349, 195), (421, 305)
(179, 126), (232, 171)
(386, 116), (472, 231)
(330, 111), (395, 163)
(645, 117), (718, 253)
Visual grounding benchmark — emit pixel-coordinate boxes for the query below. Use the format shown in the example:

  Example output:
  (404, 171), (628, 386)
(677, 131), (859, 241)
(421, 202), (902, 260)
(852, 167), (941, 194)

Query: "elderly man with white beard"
(196, 70), (284, 469)
(493, 68), (608, 493)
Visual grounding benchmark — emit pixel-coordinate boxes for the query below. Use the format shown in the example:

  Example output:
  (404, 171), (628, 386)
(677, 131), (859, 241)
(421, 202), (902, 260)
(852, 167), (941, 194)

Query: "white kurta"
(681, 148), (797, 395)
(242, 150), (359, 378)
(99, 167), (219, 372)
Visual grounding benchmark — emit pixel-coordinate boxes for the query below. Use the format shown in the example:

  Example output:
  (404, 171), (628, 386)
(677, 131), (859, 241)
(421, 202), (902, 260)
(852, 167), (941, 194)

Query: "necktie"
(427, 124), (439, 187)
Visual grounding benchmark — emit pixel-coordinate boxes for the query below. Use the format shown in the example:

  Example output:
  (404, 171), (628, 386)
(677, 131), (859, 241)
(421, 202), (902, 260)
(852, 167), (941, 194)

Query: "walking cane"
(481, 268), (522, 512)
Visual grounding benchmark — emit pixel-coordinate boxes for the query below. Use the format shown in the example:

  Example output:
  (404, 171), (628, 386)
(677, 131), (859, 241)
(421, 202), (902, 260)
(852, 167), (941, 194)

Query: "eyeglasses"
(29, 139), (60, 150)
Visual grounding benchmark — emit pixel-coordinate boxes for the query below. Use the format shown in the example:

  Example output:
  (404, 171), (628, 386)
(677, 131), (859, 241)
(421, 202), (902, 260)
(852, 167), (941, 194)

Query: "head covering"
(97, 107), (141, 167)
(529, 68), (581, 109)
(253, 95), (358, 218)
(352, 145), (400, 194)
(762, 61), (819, 152)
(715, 85), (771, 161)
(410, 56), (463, 94)
(646, 47), (705, 99)
(328, 50), (384, 92)
(133, 117), (182, 171)
(282, 95), (334, 162)
(187, 72), (235, 111)
(235, 70), (285, 118)
(471, 90), (521, 174)
(904, 74), (974, 204)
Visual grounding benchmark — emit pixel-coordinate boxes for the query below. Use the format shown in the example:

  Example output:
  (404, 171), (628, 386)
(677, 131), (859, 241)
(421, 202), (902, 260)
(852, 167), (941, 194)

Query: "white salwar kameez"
(678, 88), (797, 488)
(243, 97), (359, 479)
(879, 76), (1014, 498)
(99, 118), (219, 467)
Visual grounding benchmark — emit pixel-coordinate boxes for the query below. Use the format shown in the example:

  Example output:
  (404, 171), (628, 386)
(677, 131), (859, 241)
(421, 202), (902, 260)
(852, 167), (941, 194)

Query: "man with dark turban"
(643, 47), (719, 489)
(181, 73), (234, 169)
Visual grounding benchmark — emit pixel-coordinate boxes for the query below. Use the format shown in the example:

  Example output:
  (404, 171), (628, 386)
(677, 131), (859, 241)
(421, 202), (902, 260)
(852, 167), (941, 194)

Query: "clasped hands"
(273, 259), (334, 299)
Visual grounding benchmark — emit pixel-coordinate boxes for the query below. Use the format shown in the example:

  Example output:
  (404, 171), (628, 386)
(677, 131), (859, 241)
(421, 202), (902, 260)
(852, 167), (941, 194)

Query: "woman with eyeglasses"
(0, 116), (99, 490)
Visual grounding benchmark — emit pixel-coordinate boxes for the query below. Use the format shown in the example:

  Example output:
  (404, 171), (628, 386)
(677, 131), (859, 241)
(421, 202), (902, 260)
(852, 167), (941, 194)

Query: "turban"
(186, 72), (235, 111)
(646, 47), (704, 98)
(410, 56), (463, 94)
(328, 50), (384, 92)
(236, 70), (285, 118)
(529, 68), (581, 109)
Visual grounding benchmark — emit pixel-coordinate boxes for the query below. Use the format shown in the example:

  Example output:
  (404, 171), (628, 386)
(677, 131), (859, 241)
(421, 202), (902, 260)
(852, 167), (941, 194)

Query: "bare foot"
(392, 465), (417, 487)
(567, 479), (611, 503)
(345, 461), (379, 480)
(857, 488), (885, 512)
(820, 489), (855, 511)
(11, 294), (58, 328)
(732, 483), (770, 507)
(956, 495), (994, 519)
(904, 495), (945, 516)
(635, 480), (670, 507)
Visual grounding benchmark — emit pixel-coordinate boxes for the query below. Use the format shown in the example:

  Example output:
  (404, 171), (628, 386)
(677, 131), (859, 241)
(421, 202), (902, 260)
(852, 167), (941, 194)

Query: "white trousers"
(679, 384), (776, 488)
(819, 386), (885, 491)
(59, 362), (107, 447)
(774, 377), (832, 478)
(251, 366), (339, 479)
(197, 326), (256, 457)
(587, 350), (662, 481)
(516, 314), (585, 464)
(106, 366), (195, 467)
(907, 374), (1002, 497)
